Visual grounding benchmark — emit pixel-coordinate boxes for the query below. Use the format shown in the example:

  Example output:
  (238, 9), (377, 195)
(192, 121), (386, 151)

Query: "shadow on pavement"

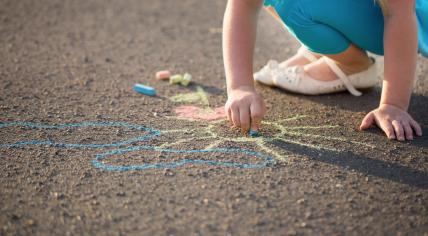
(272, 140), (428, 190)
(290, 89), (428, 148)
(300, 89), (428, 120)
(184, 82), (224, 95)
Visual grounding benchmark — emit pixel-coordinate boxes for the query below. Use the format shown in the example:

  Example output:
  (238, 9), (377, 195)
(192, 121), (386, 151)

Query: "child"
(223, 0), (426, 141)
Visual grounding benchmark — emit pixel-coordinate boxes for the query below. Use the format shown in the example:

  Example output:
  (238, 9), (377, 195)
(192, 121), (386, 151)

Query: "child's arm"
(223, 0), (266, 133)
(360, 0), (423, 140)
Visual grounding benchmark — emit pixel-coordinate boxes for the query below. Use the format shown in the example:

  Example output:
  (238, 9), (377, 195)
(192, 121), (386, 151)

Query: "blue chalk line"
(0, 121), (275, 171)
(0, 121), (160, 148)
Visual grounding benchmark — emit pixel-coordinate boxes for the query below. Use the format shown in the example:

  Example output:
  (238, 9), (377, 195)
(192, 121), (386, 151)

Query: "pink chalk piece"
(174, 105), (226, 121)
(156, 70), (171, 80)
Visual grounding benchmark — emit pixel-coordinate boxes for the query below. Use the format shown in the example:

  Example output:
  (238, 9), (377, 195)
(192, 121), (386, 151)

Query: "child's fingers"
(225, 106), (233, 126)
(239, 106), (251, 133)
(359, 112), (374, 130)
(231, 105), (241, 128)
(391, 120), (405, 141)
(380, 121), (396, 140)
(250, 103), (264, 131)
(409, 119), (423, 136)
(250, 118), (261, 132)
(402, 121), (413, 140)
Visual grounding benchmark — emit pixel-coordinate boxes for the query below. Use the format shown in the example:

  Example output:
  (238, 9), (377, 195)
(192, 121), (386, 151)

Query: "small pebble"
(163, 168), (175, 176)
(335, 183), (343, 188)
(296, 198), (305, 204)
(304, 212), (312, 219)
(156, 70), (171, 80)
(52, 192), (65, 200)
(26, 219), (35, 226)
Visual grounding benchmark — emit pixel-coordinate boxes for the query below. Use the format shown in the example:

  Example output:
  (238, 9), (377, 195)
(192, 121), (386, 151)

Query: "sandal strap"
(297, 46), (319, 63)
(323, 57), (362, 96)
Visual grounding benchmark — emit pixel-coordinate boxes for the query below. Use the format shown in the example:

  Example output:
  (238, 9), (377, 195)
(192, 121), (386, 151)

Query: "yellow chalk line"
(282, 130), (376, 149)
(196, 86), (210, 106)
(275, 137), (340, 152)
(257, 141), (289, 163)
(161, 129), (190, 134)
(284, 125), (339, 130)
(276, 114), (308, 123)
(159, 136), (214, 149)
(204, 121), (290, 162)
(204, 140), (223, 150)
(168, 86), (210, 106)
(264, 119), (375, 149)
(164, 116), (202, 122)
(157, 114), (376, 164)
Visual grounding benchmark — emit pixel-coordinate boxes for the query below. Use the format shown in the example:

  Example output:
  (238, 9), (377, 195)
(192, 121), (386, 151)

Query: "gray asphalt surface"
(0, 0), (427, 235)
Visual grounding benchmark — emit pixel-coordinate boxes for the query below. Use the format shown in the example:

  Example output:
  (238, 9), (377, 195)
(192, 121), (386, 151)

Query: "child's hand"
(225, 86), (266, 134)
(360, 104), (422, 141)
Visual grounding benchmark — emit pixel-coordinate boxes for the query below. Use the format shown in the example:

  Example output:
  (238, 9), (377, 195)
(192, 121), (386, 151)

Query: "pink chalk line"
(174, 105), (226, 121)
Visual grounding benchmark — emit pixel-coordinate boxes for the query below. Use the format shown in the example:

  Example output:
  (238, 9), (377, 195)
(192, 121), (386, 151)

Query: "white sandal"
(254, 45), (318, 86)
(271, 56), (379, 96)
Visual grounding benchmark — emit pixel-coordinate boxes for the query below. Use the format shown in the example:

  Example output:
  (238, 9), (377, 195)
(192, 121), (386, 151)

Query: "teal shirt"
(263, 0), (280, 7)
(263, 0), (428, 58)
(417, 0), (428, 57)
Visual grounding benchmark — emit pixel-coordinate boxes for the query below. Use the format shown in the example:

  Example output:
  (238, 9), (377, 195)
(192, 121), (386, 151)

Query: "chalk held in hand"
(156, 70), (171, 80)
(249, 130), (260, 138)
(133, 83), (156, 96)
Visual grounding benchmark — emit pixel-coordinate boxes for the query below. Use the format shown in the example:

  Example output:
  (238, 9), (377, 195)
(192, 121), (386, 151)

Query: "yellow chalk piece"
(170, 74), (183, 85)
(169, 73), (192, 86)
(170, 92), (202, 104)
(181, 73), (192, 86)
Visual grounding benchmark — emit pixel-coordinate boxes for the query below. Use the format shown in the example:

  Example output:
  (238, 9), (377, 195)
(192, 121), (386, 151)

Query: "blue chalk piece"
(249, 130), (260, 138)
(134, 83), (156, 96)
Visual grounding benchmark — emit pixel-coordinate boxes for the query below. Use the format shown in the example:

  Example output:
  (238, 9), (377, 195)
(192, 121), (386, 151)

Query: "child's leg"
(305, 44), (373, 82)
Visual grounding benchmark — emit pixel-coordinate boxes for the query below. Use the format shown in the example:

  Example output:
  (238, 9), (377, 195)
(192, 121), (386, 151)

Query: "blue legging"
(264, 0), (428, 58)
